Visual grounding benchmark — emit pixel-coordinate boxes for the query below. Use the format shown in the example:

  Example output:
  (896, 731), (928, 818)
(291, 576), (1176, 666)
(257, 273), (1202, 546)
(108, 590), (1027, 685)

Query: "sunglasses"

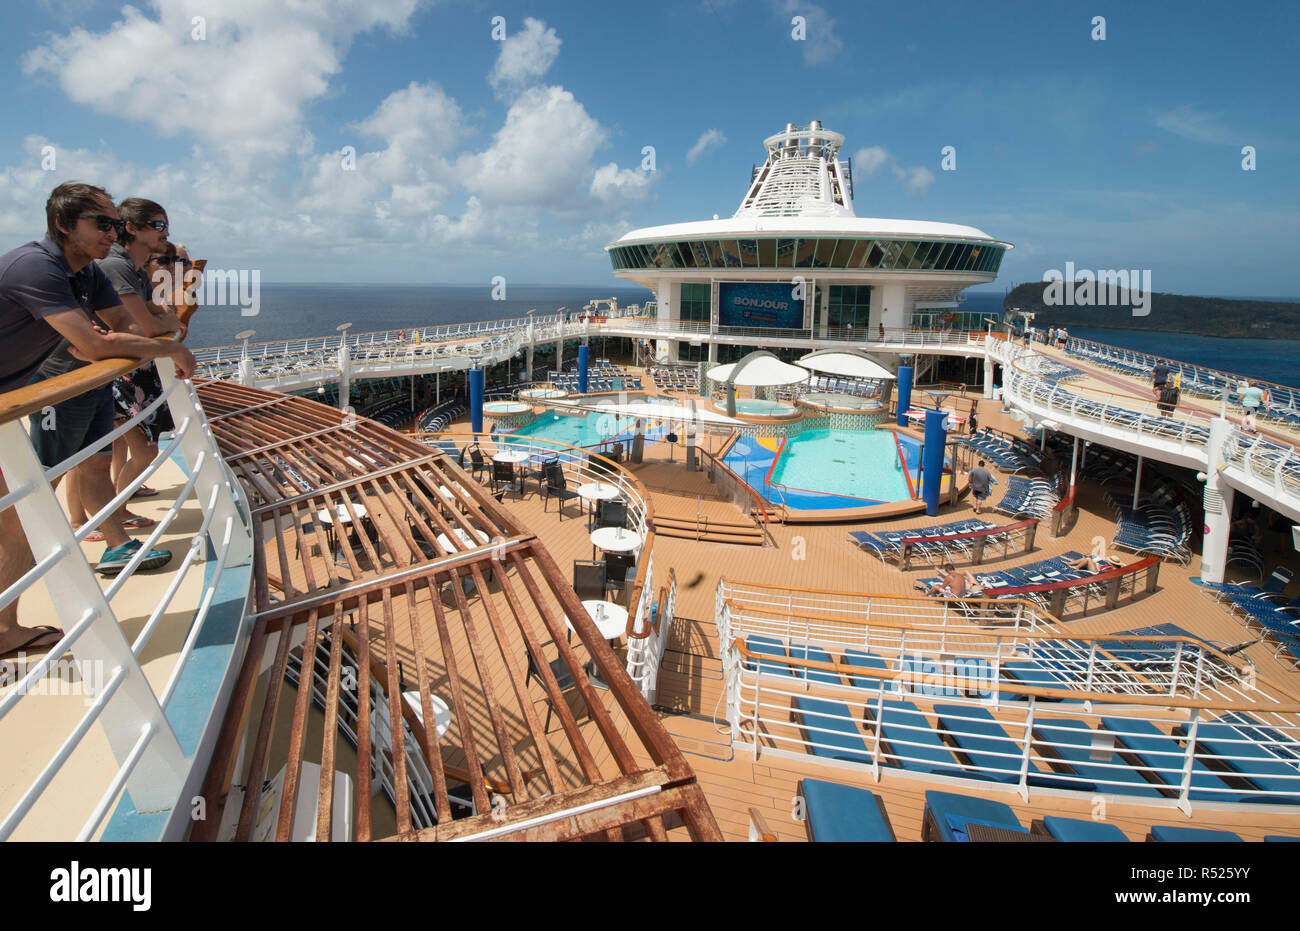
(148, 255), (192, 267)
(78, 214), (127, 234)
(140, 219), (169, 232)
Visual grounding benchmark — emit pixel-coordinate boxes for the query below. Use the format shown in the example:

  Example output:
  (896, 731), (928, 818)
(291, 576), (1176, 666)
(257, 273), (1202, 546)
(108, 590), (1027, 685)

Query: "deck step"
(653, 522), (765, 545)
(654, 514), (760, 531)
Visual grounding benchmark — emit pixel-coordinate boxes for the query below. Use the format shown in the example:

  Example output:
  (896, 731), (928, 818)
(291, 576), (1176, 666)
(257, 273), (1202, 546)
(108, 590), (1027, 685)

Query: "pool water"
(725, 430), (920, 509)
(773, 429), (913, 502)
(505, 410), (636, 447)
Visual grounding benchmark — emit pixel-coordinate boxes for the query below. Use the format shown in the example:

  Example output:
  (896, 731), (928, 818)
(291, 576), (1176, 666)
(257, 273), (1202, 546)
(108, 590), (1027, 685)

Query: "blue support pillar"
(921, 408), (948, 517)
(469, 366), (484, 435)
(578, 344), (590, 394)
(896, 365), (914, 427)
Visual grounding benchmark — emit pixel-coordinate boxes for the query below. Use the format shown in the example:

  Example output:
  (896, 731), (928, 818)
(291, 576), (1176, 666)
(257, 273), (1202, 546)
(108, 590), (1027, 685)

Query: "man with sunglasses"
(97, 198), (184, 340)
(0, 183), (195, 659)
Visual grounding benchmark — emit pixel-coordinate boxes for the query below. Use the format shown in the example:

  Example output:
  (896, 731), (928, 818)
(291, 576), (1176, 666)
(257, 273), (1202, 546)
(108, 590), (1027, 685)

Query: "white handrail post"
(1178, 711), (1199, 816)
(0, 421), (188, 812)
(159, 362), (253, 568)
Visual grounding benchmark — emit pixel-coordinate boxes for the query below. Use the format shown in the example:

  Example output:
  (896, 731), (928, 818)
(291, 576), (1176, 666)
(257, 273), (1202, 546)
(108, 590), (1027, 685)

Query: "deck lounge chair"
(1032, 719), (1165, 798)
(921, 790), (1026, 842)
(1148, 825), (1243, 842)
(843, 650), (896, 692)
(1100, 716), (1247, 802)
(866, 699), (967, 778)
(791, 696), (873, 765)
(1185, 716), (1300, 798)
(934, 704), (1090, 790)
(789, 644), (843, 686)
(798, 778), (897, 842)
(1040, 816), (1129, 842)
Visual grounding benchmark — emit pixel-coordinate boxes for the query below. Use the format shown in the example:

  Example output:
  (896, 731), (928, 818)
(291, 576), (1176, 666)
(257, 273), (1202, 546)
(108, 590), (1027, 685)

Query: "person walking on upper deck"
(968, 459), (994, 514)
(1151, 358), (1170, 389)
(1240, 381), (1267, 433)
(0, 183), (195, 660)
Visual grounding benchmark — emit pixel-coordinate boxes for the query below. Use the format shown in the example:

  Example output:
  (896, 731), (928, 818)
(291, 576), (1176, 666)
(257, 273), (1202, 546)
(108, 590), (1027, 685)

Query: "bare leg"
(0, 474), (61, 655)
(111, 431), (127, 488)
(113, 427), (155, 522)
(66, 467), (89, 529)
(76, 456), (129, 550)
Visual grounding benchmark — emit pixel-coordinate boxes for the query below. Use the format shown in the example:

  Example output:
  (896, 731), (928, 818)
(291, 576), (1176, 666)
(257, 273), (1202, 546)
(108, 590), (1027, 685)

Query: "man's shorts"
(27, 383), (116, 469)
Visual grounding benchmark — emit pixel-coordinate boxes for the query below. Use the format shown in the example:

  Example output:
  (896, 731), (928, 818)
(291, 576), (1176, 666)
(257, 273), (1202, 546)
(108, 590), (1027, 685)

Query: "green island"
(1001, 281), (1300, 339)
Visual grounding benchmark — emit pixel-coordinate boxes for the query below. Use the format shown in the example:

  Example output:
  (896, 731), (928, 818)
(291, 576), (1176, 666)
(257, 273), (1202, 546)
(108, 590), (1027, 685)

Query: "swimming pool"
(724, 430), (921, 509)
(505, 410), (636, 447)
(711, 398), (798, 417)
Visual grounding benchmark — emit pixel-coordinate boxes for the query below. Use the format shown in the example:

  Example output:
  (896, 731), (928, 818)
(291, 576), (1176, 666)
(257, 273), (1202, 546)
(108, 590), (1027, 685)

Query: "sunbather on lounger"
(1064, 552), (1116, 574)
(923, 564), (983, 599)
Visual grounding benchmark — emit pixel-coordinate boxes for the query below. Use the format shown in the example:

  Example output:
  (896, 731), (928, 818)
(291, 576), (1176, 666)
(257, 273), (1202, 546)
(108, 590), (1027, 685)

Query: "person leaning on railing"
(0, 182), (196, 659)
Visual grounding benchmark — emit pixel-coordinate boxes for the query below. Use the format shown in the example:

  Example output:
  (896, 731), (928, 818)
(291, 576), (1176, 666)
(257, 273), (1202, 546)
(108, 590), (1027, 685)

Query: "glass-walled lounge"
(609, 237), (1006, 274)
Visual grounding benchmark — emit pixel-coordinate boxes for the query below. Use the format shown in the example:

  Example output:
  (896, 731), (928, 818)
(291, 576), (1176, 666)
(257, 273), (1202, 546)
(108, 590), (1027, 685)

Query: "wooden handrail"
(0, 259), (205, 425)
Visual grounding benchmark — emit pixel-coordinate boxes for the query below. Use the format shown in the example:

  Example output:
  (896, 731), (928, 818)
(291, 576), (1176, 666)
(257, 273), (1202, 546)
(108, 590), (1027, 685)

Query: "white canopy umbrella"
(796, 349), (895, 380)
(706, 356), (810, 387)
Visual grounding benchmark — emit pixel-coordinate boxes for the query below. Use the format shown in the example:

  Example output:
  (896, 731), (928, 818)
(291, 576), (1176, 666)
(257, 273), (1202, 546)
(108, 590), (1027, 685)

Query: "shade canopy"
(796, 349), (895, 380)
(706, 355), (810, 387)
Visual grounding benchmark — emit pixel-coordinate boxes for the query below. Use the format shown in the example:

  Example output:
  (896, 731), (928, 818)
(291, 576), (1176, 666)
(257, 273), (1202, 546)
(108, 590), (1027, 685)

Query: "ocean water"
(1064, 327), (1300, 390)
(186, 283), (655, 350)
(962, 291), (1300, 388)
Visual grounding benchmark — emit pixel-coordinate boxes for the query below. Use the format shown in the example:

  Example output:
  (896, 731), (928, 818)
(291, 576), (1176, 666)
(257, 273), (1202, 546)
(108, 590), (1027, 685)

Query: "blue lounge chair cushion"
(843, 649), (893, 691)
(790, 644), (843, 686)
(800, 779), (896, 842)
(1101, 716), (1246, 803)
(1189, 721), (1300, 797)
(1033, 719), (1165, 798)
(871, 699), (965, 777)
(1149, 825), (1243, 842)
(1265, 835), (1300, 841)
(1043, 816), (1129, 842)
(746, 635), (792, 678)
(924, 790), (1023, 842)
(792, 696), (872, 765)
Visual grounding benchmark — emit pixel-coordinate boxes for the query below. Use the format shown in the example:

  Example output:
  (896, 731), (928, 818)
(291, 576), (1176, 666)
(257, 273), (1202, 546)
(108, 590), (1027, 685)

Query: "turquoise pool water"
(772, 429), (913, 502)
(505, 410), (636, 447)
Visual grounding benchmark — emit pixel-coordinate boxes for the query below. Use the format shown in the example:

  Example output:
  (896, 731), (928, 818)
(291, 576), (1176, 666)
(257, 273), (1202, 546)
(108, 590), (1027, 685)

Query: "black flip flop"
(0, 625), (64, 659)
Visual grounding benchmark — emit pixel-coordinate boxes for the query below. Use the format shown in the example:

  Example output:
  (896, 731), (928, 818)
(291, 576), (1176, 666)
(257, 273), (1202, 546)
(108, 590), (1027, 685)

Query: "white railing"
(717, 592), (1300, 813)
(0, 359), (254, 841)
(992, 336), (1300, 518)
(626, 564), (675, 704)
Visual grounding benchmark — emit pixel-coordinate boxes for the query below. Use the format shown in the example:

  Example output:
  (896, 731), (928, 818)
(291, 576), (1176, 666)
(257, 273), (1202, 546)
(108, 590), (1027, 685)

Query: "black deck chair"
(491, 460), (518, 497)
(572, 559), (607, 603)
(542, 462), (581, 519)
(525, 641), (588, 732)
(468, 446), (487, 481)
(596, 499), (629, 530)
(603, 551), (636, 604)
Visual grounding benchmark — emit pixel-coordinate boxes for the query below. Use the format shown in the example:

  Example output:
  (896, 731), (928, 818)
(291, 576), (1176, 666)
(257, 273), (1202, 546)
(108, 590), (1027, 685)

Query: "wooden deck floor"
(433, 382), (1300, 841)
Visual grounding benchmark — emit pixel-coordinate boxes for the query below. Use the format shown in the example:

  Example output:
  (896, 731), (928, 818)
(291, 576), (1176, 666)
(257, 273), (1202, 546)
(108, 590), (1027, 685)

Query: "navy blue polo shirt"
(0, 236), (122, 393)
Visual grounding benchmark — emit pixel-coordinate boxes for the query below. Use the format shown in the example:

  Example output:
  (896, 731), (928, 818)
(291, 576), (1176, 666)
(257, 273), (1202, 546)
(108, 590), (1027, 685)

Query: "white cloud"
(853, 145), (890, 174)
(590, 163), (654, 203)
(22, 0), (422, 175)
(686, 129), (726, 164)
(1155, 105), (1239, 145)
(851, 146), (933, 197)
(774, 0), (844, 66)
(7, 10), (654, 280)
(489, 17), (561, 96)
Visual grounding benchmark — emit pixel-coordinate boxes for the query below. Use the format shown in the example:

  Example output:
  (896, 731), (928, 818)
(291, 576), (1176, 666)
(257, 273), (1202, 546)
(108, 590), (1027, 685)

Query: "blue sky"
(2, 0), (1297, 294)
